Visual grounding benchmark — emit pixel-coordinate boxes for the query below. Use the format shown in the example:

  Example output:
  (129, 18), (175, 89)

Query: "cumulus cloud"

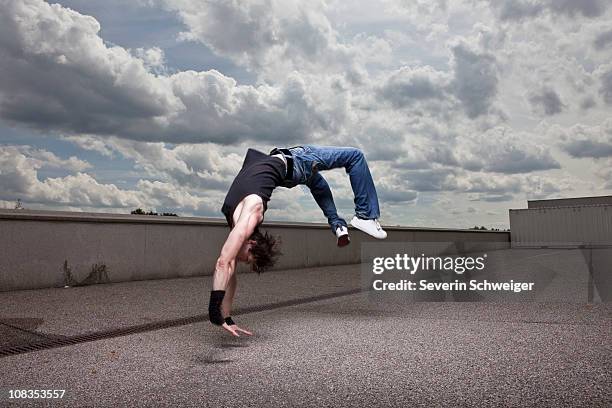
(563, 139), (612, 159)
(598, 67), (612, 105)
(489, 0), (610, 21)
(449, 42), (499, 118)
(555, 120), (612, 159)
(527, 87), (565, 115)
(174, 0), (280, 68)
(5, 145), (92, 172)
(492, 0), (544, 21)
(0, 1), (174, 131)
(1, 0), (611, 226)
(63, 135), (244, 191)
(0, 146), (141, 207)
(451, 172), (522, 195)
(162, 0), (357, 79)
(0, 0), (341, 144)
(62, 135), (116, 157)
(377, 66), (449, 108)
(547, 0), (609, 19)
(580, 96), (597, 110)
(375, 183), (418, 204)
(352, 128), (409, 163)
(374, 34), (505, 122)
(0, 144), (219, 212)
(395, 167), (457, 192)
(594, 159), (612, 189)
(136, 179), (215, 211)
(594, 29), (612, 50)
(453, 172), (569, 202)
(456, 128), (561, 174)
(132, 46), (167, 73)
(387, 164), (569, 203)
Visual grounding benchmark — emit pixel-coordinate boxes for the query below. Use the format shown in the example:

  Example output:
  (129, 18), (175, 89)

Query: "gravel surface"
(0, 264), (610, 407)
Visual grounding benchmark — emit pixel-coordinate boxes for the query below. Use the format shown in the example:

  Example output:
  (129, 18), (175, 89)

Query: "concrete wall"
(509, 205), (612, 248)
(0, 209), (510, 291)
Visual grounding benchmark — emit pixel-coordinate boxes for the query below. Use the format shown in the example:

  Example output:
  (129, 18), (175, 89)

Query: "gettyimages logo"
(366, 250), (535, 295)
(372, 253), (487, 275)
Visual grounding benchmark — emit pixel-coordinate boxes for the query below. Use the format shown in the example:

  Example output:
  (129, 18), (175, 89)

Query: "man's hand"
(222, 322), (253, 337)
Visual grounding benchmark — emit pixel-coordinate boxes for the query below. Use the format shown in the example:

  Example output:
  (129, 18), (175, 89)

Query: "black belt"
(269, 147), (293, 181)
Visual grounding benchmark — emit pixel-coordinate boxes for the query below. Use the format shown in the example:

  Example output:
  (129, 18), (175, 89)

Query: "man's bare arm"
(209, 198), (263, 331)
(212, 199), (263, 290)
(222, 272), (237, 318)
(219, 273), (253, 336)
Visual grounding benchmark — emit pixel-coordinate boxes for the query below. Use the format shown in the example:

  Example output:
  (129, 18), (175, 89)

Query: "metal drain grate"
(0, 288), (363, 358)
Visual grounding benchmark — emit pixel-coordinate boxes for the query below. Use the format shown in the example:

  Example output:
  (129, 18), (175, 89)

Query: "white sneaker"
(350, 216), (387, 239)
(335, 225), (350, 247)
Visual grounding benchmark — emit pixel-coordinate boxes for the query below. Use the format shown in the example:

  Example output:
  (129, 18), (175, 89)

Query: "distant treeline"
(470, 225), (509, 231)
(131, 208), (178, 216)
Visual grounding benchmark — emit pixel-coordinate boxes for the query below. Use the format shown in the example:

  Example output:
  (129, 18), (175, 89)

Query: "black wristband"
(224, 316), (235, 326)
(208, 290), (226, 325)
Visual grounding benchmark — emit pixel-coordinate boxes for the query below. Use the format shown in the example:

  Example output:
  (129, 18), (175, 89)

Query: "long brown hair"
(249, 228), (281, 273)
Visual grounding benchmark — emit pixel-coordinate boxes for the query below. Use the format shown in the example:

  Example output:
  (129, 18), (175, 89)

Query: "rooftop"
(1, 253), (609, 407)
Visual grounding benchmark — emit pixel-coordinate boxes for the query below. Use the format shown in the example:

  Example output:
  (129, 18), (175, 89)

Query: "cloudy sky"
(1, 0), (611, 229)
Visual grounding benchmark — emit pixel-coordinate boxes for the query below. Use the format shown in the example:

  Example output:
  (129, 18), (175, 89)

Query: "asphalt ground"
(0, 263), (610, 407)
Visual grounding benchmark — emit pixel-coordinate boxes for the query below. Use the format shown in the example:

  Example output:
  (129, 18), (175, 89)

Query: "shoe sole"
(337, 235), (350, 247)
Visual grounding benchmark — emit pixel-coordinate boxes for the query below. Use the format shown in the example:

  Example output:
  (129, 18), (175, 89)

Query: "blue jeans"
(283, 145), (381, 233)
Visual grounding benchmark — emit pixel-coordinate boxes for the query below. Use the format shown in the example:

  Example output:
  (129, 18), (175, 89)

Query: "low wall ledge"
(0, 209), (510, 234)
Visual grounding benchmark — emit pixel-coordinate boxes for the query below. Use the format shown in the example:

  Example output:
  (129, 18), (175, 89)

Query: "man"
(209, 145), (387, 336)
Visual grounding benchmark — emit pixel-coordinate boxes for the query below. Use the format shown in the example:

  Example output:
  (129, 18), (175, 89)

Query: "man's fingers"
(222, 323), (240, 337)
(219, 322), (252, 336)
(235, 327), (253, 336)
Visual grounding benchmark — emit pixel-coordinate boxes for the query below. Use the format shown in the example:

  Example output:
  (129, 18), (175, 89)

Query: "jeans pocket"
(311, 160), (320, 174)
(304, 160), (320, 185)
(291, 161), (307, 185)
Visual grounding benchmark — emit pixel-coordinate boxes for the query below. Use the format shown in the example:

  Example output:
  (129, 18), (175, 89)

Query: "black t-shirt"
(221, 149), (286, 228)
